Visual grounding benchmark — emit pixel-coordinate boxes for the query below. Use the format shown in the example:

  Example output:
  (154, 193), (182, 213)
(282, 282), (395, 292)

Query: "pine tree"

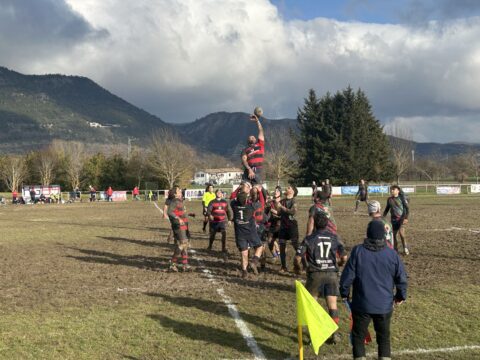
(295, 87), (394, 184)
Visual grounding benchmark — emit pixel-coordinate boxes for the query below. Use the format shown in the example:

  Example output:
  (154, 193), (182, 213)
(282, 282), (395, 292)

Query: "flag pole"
(298, 324), (303, 360)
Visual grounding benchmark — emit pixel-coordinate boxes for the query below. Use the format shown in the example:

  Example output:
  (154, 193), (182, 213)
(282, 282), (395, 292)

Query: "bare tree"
(149, 129), (197, 188)
(37, 148), (57, 186)
(265, 127), (298, 185)
(386, 123), (414, 183)
(126, 148), (148, 188)
(52, 140), (86, 189)
(0, 155), (28, 192)
(466, 150), (480, 183)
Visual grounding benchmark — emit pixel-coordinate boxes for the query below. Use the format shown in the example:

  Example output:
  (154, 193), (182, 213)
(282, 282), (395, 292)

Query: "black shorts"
(235, 233), (262, 251)
(173, 228), (189, 242)
(279, 224), (299, 243)
(209, 222), (226, 233)
(242, 167), (263, 184)
(392, 220), (405, 231)
(306, 272), (340, 297)
(268, 220), (281, 238)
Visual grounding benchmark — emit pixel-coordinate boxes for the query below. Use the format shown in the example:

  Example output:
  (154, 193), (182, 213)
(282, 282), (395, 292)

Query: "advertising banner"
(402, 187), (416, 194)
(111, 191), (127, 202)
(470, 184), (480, 193)
(436, 186), (461, 195)
(185, 189), (205, 200)
(368, 186), (389, 194)
(22, 185), (61, 202)
(341, 186), (359, 195)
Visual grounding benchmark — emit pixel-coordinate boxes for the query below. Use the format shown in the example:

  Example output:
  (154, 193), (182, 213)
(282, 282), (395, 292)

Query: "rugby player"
(294, 212), (347, 344)
(306, 191), (337, 236)
(354, 179), (368, 213)
(367, 200), (394, 249)
(277, 185), (299, 273)
(230, 185), (264, 278)
(206, 189), (233, 259)
(383, 185), (410, 255)
(167, 186), (191, 272)
(202, 184), (216, 233)
(241, 113), (265, 185)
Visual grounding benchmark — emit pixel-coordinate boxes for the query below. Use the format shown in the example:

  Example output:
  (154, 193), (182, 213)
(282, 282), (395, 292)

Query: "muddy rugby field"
(0, 195), (478, 359)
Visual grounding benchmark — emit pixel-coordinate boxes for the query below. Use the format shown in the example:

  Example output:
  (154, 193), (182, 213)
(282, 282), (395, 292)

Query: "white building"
(194, 168), (243, 185)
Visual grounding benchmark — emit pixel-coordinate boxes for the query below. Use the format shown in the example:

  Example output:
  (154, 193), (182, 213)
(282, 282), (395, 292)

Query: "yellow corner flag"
(296, 280), (338, 358)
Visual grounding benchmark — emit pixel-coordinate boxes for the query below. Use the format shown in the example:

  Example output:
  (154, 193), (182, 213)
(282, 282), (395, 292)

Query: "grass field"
(0, 196), (479, 359)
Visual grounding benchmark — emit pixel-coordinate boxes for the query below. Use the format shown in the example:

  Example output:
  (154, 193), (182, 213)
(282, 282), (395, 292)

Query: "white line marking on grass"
(428, 227), (480, 234)
(330, 344), (480, 359)
(190, 248), (266, 360)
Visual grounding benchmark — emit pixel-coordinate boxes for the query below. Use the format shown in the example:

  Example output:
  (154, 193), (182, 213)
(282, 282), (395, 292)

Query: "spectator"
(340, 220), (407, 360)
(12, 189), (18, 204)
(132, 186), (140, 200)
(89, 185), (96, 202)
(106, 186), (113, 202)
(29, 188), (36, 204)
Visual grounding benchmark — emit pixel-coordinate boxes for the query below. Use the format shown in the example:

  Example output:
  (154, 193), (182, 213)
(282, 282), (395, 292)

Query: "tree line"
(1, 87), (478, 192)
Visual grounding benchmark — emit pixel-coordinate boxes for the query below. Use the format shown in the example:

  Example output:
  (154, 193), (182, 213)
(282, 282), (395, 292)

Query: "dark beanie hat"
(367, 220), (385, 240)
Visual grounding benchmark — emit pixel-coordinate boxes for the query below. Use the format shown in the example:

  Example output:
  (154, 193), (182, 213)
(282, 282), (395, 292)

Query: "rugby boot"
(241, 270), (248, 279)
(249, 258), (259, 275)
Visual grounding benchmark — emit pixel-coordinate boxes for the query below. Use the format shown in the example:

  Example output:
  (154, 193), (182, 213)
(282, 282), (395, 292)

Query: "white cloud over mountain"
(1, 0), (479, 143)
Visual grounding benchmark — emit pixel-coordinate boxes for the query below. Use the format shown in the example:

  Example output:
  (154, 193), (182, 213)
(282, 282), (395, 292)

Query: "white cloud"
(1, 0), (480, 143)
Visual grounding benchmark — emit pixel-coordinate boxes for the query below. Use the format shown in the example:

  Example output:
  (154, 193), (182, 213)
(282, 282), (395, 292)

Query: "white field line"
(190, 249), (266, 360)
(329, 344), (480, 359)
(427, 226), (480, 234)
(153, 201), (164, 215)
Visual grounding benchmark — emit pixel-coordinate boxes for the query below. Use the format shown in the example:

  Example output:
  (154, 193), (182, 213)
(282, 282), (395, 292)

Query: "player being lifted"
(276, 185), (299, 274)
(230, 181), (264, 278)
(354, 179), (369, 213)
(206, 189), (233, 260)
(241, 107), (265, 185)
(294, 212), (347, 344)
(167, 186), (192, 272)
(383, 185), (410, 255)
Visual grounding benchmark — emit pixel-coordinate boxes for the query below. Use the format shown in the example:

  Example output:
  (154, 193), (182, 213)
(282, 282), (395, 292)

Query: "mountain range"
(1, 66), (479, 158)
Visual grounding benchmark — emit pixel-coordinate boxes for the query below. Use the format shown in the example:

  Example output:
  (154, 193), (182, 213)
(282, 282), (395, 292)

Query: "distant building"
(193, 168), (243, 185)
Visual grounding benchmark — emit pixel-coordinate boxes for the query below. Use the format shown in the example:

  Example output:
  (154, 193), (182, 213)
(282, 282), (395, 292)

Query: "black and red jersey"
(167, 198), (188, 230)
(207, 199), (232, 223)
(253, 187), (266, 225)
(242, 139), (265, 168)
(309, 202), (337, 234)
(279, 197), (297, 229)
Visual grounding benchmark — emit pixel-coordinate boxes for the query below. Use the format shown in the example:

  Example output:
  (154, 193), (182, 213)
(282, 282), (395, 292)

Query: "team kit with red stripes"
(162, 110), (409, 358)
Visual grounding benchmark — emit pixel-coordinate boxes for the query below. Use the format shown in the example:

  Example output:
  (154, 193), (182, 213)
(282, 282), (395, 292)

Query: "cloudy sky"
(1, 0), (480, 143)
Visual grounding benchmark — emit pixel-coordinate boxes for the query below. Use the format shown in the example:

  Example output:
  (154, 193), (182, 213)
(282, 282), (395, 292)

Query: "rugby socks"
(202, 221), (208, 231)
(280, 244), (287, 268)
(181, 252), (188, 266)
(221, 231), (226, 252)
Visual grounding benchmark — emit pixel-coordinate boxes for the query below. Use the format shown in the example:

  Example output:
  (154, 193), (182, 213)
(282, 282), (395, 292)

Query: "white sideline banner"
(470, 184), (480, 193)
(296, 187), (313, 197)
(402, 187), (416, 194)
(436, 186), (461, 195)
(332, 186), (342, 195)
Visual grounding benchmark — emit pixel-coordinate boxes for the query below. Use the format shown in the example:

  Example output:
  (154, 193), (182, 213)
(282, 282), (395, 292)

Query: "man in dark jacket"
(339, 220), (407, 360)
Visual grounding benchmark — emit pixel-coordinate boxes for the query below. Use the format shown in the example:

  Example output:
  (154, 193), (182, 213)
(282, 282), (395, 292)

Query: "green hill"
(0, 66), (168, 152)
